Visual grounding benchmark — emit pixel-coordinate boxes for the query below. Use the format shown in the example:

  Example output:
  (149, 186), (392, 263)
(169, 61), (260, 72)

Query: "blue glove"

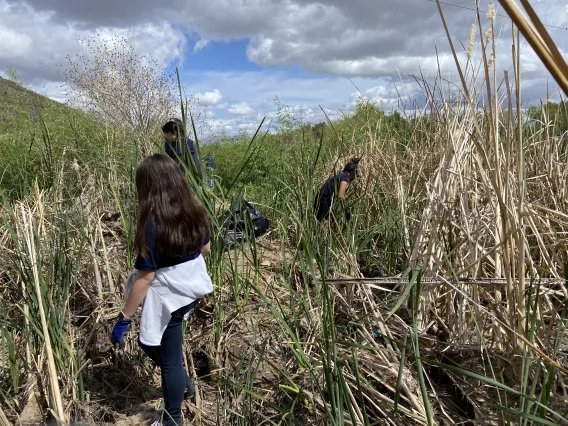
(111, 314), (131, 349)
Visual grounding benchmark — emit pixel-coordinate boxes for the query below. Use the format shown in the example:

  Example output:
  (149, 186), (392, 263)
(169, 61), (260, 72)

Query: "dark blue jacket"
(317, 171), (350, 202)
(135, 215), (210, 271)
(165, 137), (202, 177)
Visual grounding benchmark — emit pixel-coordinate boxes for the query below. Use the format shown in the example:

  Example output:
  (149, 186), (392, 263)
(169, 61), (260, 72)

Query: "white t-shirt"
(124, 255), (213, 346)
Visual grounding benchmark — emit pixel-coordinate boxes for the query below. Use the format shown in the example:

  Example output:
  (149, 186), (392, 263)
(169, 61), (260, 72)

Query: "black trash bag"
(218, 197), (270, 249)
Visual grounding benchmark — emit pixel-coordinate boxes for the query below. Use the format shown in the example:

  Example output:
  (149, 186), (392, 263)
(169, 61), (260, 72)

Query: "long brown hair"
(134, 154), (209, 258)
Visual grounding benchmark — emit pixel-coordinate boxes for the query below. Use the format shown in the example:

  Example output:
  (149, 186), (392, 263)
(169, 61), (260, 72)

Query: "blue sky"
(0, 0), (567, 135)
(182, 39), (261, 73)
(176, 38), (391, 132)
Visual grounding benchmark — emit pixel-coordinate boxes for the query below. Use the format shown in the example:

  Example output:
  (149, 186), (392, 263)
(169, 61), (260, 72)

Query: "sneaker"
(150, 422), (162, 426)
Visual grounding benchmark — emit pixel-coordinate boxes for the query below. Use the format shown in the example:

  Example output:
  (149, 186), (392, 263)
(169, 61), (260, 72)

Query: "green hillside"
(0, 76), (67, 132)
(0, 77), (137, 199)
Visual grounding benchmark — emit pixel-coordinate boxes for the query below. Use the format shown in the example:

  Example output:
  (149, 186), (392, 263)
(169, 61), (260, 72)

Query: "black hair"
(135, 154), (210, 257)
(162, 118), (186, 141)
(343, 157), (360, 175)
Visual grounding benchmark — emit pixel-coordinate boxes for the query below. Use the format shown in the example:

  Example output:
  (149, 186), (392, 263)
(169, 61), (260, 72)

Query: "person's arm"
(338, 179), (351, 220)
(111, 269), (155, 348)
(121, 270), (155, 317)
(338, 180), (350, 200)
(124, 217), (158, 317)
(201, 233), (211, 258)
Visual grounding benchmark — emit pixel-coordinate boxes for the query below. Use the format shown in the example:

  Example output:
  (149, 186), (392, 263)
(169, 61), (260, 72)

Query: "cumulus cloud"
(195, 88), (223, 105)
(1, 0), (567, 133)
(193, 39), (210, 52)
(0, 0), (185, 83)
(7, 0), (567, 80)
(227, 101), (255, 116)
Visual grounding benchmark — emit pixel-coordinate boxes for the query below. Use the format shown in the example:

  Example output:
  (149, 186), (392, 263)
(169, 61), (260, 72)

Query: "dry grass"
(2, 1), (568, 425)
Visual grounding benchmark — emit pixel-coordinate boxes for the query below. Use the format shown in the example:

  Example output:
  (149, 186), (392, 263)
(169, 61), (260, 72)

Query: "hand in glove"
(111, 312), (131, 349)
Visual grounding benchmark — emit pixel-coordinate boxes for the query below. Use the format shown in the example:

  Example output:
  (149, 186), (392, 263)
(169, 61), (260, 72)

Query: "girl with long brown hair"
(111, 154), (211, 426)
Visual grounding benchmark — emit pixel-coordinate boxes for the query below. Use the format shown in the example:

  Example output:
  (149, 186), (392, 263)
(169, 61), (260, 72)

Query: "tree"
(62, 35), (177, 155)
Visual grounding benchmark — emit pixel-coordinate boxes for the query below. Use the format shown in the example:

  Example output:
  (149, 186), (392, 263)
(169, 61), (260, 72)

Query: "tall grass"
(1, 1), (568, 424)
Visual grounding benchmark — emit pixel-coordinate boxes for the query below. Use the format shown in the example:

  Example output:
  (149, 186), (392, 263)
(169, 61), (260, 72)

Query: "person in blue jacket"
(162, 118), (202, 177)
(111, 154), (212, 426)
(314, 157), (360, 222)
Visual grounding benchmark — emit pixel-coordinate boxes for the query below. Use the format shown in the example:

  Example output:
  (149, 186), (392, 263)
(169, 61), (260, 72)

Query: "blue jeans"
(206, 167), (214, 189)
(314, 196), (332, 221)
(139, 302), (196, 426)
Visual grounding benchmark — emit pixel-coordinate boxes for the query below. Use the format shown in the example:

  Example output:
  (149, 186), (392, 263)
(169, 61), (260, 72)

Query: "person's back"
(317, 170), (349, 199)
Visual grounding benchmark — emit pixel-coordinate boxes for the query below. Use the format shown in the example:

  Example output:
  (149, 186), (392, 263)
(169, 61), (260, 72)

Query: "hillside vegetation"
(0, 76), (60, 130)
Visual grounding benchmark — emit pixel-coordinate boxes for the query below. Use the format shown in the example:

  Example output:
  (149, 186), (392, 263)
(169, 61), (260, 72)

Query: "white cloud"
(0, 0), (185, 82)
(182, 71), (418, 135)
(28, 81), (72, 103)
(227, 101), (255, 116)
(195, 88), (223, 105)
(1, 0), (567, 135)
(9, 0), (567, 81)
(0, 26), (33, 59)
(193, 39), (210, 52)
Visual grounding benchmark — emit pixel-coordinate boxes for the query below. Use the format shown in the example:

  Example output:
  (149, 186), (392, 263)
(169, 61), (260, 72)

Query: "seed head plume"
(488, 53), (495, 69)
(485, 28), (493, 44)
(488, 3), (496, 27)
(467, 23), (476, 59)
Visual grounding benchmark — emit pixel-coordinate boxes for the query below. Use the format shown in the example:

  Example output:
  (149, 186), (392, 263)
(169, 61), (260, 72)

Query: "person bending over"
(314, 157), (360, 222)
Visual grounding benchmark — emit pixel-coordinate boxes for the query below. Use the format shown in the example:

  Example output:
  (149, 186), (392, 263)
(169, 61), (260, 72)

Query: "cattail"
(485, 28), (493, 44)
(488, 3), (496, 27)
(467, 23), (477, 59)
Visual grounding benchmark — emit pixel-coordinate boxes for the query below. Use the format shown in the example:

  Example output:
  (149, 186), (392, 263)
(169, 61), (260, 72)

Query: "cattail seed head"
(485, 28), (493, 44)
(488, 3), (496, 27)
(467, 23), (476, 59)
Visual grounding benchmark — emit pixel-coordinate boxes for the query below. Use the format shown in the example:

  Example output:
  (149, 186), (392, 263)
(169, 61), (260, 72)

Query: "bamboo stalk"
(518, 0), (568, 77)
(498, 0), (568, 95)
(398, 175), (411, 255)
(21, 274), (32, 385)
(15, 225), (34, 387)
(88, 219), (103, 300)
